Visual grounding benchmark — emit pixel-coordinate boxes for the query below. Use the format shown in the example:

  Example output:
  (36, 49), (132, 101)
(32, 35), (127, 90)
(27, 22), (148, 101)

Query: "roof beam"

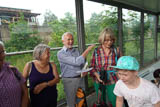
(88, 0), (157, 15)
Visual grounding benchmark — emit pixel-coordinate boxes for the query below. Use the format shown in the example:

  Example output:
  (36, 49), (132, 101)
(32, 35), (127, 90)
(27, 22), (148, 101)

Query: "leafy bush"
(5, 13), (42, 52)
(48, 12), (77, 47)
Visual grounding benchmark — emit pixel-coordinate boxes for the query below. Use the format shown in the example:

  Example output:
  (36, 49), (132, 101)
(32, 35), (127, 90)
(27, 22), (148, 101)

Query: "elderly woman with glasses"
(0, 41), (29, 107)
(90, 28), (122, 107)
(23, 44), (60, 107)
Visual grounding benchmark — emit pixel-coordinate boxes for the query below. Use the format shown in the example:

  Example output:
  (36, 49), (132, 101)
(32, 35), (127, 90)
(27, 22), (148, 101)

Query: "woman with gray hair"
(0, 41), (29, 107)
(23, 44), (60, 107)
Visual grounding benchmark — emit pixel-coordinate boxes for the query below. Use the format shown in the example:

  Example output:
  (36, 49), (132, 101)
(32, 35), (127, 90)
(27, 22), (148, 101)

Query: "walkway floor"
(139, 60), (160, 81)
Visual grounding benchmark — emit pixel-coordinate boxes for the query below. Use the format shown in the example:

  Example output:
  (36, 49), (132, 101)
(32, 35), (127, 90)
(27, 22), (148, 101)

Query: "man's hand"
(82, 44), (96, 58)
(81, 72), (88, 77)
(86, 44), (96, 52)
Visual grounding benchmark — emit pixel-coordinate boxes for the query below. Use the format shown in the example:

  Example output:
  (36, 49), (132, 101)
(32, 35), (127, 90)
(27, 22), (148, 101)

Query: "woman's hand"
(33, 82), (47, 94)
(96, 76), (104, 84)
(94, 72), (104, 84)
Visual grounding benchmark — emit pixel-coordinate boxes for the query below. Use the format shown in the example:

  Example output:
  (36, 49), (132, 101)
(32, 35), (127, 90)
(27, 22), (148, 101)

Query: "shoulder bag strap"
(27, 61), (32, 88)
(94, 48), (101, 71)
(10, 66), (21, 81)
(114, 48), (118, 64)
(27, 61), (32, 76)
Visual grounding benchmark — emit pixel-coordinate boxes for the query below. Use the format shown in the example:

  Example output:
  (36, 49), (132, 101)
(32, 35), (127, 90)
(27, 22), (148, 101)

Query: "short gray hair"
(33, 44), (50, 60)
(62, 32), (73, 40)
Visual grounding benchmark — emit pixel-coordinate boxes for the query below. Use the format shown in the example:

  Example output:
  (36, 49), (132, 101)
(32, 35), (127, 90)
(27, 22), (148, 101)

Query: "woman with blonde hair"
(90, 27), (122, 107)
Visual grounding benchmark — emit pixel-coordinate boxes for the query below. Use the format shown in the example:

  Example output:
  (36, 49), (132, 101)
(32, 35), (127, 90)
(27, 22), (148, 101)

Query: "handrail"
(6, 43), (99, 56)
(6, 47), (62, 56)
(6, 43), (153, 57)
(124, 37), (153, 42)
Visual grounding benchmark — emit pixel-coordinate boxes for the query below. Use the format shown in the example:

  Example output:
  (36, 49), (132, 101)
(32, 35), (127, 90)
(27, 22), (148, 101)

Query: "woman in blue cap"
(112, 56), (160, 107)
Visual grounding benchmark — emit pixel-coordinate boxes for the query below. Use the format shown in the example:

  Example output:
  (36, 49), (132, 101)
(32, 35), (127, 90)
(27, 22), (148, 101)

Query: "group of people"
(0, 27), (160, 107)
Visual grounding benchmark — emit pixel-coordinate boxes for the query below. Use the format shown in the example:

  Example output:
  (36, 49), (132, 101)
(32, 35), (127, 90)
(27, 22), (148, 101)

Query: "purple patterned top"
(0, 62), (25, 107)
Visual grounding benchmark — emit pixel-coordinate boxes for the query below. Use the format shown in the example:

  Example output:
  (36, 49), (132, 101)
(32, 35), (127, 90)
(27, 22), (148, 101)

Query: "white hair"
(61, 32), (73, 40)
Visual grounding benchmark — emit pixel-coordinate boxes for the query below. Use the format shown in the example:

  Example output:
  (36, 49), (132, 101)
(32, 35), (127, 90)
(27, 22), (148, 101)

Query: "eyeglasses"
(0, 50), (6, 54)
(104, 39), (113, 43)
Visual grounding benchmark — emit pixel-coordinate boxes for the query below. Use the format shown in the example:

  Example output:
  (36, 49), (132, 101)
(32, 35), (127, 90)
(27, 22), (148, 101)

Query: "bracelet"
(46, 82), (49, 87)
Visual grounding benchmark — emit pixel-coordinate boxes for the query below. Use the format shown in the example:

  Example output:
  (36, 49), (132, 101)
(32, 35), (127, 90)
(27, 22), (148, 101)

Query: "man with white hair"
(57, 32), (95, 107)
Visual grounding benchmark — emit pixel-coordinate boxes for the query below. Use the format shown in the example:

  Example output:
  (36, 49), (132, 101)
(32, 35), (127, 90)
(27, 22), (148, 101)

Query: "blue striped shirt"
(57, 46), (85, 77)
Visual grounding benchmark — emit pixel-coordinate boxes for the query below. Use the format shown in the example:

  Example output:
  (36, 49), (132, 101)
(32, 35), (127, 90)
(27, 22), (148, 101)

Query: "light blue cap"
(111, 56), (139, 71)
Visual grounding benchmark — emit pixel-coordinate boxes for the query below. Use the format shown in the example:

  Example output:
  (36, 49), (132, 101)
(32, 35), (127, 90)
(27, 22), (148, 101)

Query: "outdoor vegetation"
(4, 7), (158, 101)
(5, 14), (42, 52)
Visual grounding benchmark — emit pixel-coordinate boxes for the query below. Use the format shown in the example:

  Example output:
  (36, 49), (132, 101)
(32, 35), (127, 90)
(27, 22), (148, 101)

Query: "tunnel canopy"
(89, 0), (160, 15)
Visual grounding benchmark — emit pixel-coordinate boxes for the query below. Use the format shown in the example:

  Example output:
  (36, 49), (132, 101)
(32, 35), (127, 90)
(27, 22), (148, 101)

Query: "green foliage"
(48, 12), (77, 47)
(123, 11), (155, 57)
(101, 8), (118, 30)
(43, 10), (58, 26)
(6, 54), (33, 72)
(57, 80), (65, 100)
(85, 7), (118, 45)
(5, 13), (42, 52)
(85, 12), (102, 44)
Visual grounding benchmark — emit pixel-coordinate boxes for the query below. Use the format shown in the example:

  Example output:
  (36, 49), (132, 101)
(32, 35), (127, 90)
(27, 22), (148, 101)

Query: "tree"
(85, 12), (105, 44)
(85, 7), (119, 45)
(48, 12), (77, 47)
(43, 10), (58, 26)
(5, 13), (41, 52)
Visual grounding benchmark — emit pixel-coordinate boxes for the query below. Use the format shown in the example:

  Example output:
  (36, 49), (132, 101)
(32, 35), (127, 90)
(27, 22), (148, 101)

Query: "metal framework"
(2, 1), (160, 106)
(75, 0), (160, 92)
(88, 0), (160, 15)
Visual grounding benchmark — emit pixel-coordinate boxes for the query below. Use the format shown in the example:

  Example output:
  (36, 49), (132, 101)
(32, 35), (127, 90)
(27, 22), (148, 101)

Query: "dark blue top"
(29, 62), (57, 107)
